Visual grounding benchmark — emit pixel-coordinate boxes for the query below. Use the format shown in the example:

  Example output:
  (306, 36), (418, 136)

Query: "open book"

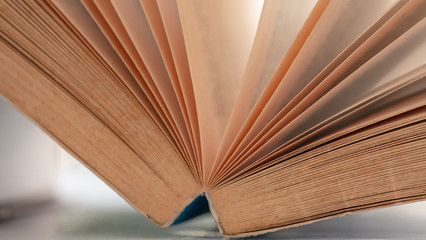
(1, 0), (425, 237)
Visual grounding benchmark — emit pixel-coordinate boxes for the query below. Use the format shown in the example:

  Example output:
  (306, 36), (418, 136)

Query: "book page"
(209, 111), (426, 236)
(50, 0), (171, 133)
(213, 0), (317, 179)
(110, 0), (196, 166)
(229, 0), (394, 160)
(259, 70), (426, 172)
(241, 1), (426, 162)
(264, 0), (396, 112)
(85, 0), (186, 152)
(85, 0), (164, 113)
(139, 0), (194, 150)
(217, 75), (425, 184)
(212, 4), (426, 182)
(208, 0), (331, 183)
(51, 0), (134, 86)
(229, 48), (426, 180)
(0, 0), (201, 224)
(79, 0), (170, 143)
(155, 0), (201, 171)
(53, 0), (197, 173)
(177, 0), (262, 178)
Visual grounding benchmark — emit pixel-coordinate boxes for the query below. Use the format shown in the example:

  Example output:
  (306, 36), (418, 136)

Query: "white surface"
(55, 150), (128, 208)
(0, 97), (58, 204)
(0, 200), (425, 239)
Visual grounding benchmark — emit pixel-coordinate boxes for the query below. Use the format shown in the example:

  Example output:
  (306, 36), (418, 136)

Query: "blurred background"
(1, 95), (425, 239)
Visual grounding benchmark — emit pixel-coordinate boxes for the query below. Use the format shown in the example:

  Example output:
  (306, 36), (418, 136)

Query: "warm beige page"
(237, 1), (426, 164)
(51, 0), (169, 136)
(225, 14), (426, 178)
(52, 0), (196, 173)
(140, 0), (201, 175)
(217, 0), (395, 176)
(0, 0), (200, 225)
(51, 0), (134, 86)
(210, 1), (426, 183)
(177, 0), (262, 178)
(213, 0), (317, 179)
(110, 0), (194, 164)
(86, 0), (187, 156)
(209, 111), (426, 236)
(79, 0), (171, 143)
(236, 71), (426, 179)
(267, 75), (426, 164)
(155, 0), (201, 175)
(207, 0), (331, 183)
(265, 0), (396, 111)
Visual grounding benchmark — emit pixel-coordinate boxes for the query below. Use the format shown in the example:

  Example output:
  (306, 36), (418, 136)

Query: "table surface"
(1, 200), (426, 240)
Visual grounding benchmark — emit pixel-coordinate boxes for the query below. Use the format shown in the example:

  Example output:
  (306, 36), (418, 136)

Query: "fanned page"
(1, 0), (425, 237)
(0, 0), (200, 227)
(176, 0), (263, 178)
